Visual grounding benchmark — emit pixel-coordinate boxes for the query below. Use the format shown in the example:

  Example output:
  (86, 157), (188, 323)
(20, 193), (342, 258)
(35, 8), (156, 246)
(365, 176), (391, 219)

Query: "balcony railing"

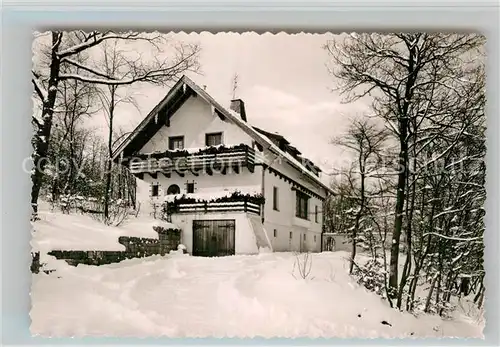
(163, 191), (264, 218)
(175, 200), (261, 215)
(127, 144), (256, 175)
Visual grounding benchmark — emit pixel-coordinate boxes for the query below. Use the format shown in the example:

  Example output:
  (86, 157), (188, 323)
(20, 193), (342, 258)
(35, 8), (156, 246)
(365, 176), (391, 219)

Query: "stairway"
(248, 215), (273, 252)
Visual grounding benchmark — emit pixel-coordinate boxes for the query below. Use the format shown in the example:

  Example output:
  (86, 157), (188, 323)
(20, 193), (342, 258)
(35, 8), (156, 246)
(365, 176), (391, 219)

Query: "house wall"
(170, 212), (259, 255)
(142, 167), (262, 202)
(270, 153), (326, 198)
(139, 95), (253, 154)
(262, 161), (324, 253)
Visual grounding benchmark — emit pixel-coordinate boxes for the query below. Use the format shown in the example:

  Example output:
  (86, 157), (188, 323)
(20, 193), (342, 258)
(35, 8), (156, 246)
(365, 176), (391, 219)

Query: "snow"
(30, 251), (483, 338)
(149, 220), (179, 230)
(143, 144), (226, 156)
(164, 186), (262, 203)
(30, 205), (483, 338)
(31, 207), (167, 254)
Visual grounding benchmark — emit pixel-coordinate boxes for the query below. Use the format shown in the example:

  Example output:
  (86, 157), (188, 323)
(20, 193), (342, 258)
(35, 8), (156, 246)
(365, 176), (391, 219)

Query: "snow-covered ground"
(30, 205), (484, 338)
(31, 205), (171, 254)
(30, 253), (483, 338)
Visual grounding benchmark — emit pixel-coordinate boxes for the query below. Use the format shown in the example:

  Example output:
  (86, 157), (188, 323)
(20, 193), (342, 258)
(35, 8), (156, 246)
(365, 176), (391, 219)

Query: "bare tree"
(325, 33), (485, 301)
(31, 30), (200, 220)
(332, 118), (389, 274)
(92, 39), (143, 221)
(48, 69), (98, 201)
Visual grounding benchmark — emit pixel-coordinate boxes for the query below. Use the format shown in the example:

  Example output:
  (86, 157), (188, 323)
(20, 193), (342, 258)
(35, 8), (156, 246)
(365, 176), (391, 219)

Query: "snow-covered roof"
(112, 75), (333, 195)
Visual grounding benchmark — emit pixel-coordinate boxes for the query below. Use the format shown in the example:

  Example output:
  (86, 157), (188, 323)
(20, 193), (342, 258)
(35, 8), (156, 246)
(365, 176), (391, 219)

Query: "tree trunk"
(389, 130), (408, 297)
(104, 100), (115, 220)
(424, 272), (439, 313)
(350, 154), (366, 274)
(398, 167), (416, 309)
(31, 32), (62, 220)
(388, 39), (419, 299)
(126, 171), (137, 209)
(103, 91), (115, 220)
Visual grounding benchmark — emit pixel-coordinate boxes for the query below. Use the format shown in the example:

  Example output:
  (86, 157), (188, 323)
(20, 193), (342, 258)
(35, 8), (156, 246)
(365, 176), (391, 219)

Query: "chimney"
(230, 99), (247, 122)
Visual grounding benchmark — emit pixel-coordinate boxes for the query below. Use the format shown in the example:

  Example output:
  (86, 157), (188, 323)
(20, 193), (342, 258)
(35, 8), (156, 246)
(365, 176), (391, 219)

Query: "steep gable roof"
(112, 75), (332, 194)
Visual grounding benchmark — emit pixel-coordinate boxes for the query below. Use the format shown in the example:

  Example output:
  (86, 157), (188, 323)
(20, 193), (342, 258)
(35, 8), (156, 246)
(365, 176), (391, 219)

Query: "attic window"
(206, 132), (223, 146)
(169, 136), (184, 150)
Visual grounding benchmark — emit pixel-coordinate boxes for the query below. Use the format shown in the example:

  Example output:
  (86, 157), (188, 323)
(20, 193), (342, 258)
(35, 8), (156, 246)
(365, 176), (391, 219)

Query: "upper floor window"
(205, 132), (223, 147)
(169, 136), (184, 150)
(315, 205), (319, 223)
(186, 182), (195, 194)
(273, 186), (279, 211)
(295, 191), (309, 220)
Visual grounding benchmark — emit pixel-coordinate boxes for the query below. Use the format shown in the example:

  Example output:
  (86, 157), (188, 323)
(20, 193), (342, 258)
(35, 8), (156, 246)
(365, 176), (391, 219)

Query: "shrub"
(352, 259), (387, 298)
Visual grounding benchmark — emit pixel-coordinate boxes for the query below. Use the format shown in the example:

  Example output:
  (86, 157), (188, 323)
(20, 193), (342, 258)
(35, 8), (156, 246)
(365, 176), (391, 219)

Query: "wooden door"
(192, 220), (236, 257)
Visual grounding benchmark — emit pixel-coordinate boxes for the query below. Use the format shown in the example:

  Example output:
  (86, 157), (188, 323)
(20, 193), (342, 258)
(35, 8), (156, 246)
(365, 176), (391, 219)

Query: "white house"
(112, 75), (332, 256)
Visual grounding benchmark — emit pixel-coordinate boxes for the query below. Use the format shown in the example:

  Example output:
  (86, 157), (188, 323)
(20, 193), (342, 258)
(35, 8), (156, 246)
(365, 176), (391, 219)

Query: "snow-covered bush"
(352, 259), (388, 298)
(88, 199), (130, 226)
(51, 194), (87, 214)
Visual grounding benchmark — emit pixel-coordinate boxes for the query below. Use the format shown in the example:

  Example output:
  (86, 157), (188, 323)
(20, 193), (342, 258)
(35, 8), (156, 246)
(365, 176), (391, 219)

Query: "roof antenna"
(231, 73), (239, 99)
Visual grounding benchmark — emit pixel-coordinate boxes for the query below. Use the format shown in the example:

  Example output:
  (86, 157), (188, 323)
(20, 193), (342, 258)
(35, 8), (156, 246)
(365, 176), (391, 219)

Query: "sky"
(93, 32), (372, 176)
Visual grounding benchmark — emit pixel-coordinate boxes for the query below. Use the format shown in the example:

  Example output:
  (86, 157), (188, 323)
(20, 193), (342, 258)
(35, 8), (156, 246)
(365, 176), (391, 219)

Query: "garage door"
(192, 220), (236, 257)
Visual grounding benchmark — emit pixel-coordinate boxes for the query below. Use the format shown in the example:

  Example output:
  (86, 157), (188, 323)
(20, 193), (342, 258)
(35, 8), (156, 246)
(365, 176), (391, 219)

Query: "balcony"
(164, 191), (264, 217)
(175, 200), (261, 215)
(126, 144), (257, 177)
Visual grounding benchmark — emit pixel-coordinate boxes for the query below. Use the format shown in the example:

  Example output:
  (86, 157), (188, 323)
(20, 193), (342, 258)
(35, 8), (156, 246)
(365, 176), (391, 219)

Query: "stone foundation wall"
(45, 230), (182, 267)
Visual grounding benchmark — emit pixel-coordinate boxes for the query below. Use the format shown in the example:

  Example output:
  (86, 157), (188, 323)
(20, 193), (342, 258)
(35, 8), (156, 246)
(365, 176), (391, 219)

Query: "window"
(186, 182), (195, 194)
(289, 231), (293, 239)
(168, 136), (184, 150)
(273, 229), (277, 238)
(151, 184), (159, 197)
(295, 191), (310, 220)
(167, 184), (180, 195)
(314, 235), (317, 242)
(205, 132), (223, 146)
(315, 205), (319, 223)
(273, 186), (279, 211)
